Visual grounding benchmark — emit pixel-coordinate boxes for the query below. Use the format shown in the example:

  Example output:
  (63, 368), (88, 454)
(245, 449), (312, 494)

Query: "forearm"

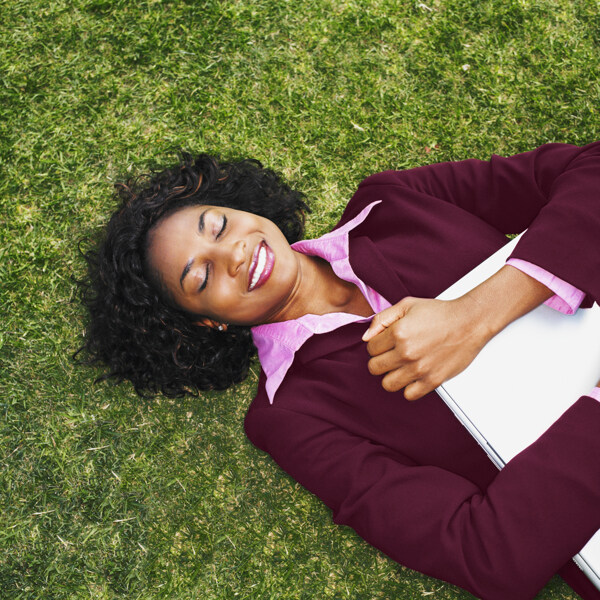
(365, 264), (580, 400)
(461, 264), (554, 342)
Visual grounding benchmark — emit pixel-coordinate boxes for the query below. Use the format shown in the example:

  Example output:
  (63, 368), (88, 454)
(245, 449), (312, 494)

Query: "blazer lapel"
(349, 234), (410, 305)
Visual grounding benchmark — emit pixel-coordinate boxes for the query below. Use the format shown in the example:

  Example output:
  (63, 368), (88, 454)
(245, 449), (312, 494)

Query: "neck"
(268, 253), (373, 322)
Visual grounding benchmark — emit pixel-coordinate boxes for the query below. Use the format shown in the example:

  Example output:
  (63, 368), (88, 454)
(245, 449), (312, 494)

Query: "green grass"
(1, 0), (599, 597)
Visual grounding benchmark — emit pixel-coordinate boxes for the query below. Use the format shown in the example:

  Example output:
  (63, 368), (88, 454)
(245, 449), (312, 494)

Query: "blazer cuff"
(588, 387), (600, 403)
(506, 258), (585, 315)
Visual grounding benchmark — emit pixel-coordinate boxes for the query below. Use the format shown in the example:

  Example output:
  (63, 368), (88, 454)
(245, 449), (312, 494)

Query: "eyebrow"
(199, 207), (208, 232)
(179, 208), (210, 290)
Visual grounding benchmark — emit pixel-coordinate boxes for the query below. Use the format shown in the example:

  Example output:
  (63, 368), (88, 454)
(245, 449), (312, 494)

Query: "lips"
(248, 241), (275, 291)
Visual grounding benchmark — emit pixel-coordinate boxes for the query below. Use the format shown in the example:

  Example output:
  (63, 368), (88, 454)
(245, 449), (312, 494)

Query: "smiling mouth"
(248, 241), (275, 291)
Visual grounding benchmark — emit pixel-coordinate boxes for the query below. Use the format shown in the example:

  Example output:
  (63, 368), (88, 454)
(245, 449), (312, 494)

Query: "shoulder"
(333, 170), (414, 230)
(243, 370), (322, 453)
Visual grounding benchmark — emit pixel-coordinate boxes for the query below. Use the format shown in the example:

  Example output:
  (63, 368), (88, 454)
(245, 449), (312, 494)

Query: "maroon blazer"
(245, 143), (600, 600)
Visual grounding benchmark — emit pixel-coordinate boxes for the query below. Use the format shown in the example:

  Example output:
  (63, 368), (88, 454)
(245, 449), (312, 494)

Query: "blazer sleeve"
(245, 395), (600, 600)
(357, 142), (600, 304)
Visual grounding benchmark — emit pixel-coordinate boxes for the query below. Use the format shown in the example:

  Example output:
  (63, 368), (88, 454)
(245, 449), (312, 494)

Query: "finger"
(365, 326), (396, 357)
(361, 307), (401, 342)
(404, 378), (440, 401)
(362, 298), (413, 342)
(380, 366), (419, 393)
(404, 377), (443, 402)
(367, 346), (409, 376)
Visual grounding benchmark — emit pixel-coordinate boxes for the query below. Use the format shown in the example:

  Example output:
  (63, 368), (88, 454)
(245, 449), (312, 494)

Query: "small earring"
(217, 324), (228, 331)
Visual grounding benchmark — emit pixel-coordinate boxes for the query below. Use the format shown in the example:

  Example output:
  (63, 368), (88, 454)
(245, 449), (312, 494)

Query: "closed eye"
(198, 263), (209, 292)
(194, 211), (225, 292)
(198, 210), (227, 240)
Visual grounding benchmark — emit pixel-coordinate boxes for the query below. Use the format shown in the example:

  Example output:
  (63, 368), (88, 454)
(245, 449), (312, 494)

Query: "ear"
(194, 317), (228, 331)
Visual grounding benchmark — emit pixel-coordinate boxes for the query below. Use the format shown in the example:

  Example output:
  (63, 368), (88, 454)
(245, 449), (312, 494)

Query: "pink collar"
(251, 200), (390, 403)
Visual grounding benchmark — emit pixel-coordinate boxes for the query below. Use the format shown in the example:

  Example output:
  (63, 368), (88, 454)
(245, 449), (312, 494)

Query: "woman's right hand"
(363, 295), (492, 400)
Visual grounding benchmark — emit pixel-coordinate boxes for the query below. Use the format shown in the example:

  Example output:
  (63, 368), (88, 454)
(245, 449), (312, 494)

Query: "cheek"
(206, 278), (244, 314)
(273, 253), (296, 288)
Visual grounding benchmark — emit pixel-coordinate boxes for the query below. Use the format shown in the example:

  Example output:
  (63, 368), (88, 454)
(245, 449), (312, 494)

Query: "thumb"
(362, 297), (414, 341)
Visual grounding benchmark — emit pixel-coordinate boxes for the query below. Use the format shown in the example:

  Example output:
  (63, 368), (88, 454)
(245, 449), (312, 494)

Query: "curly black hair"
(79, 153), (310, 397)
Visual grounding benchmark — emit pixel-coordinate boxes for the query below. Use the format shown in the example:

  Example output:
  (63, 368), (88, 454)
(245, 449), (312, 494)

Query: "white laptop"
(435, 233), (600, 589)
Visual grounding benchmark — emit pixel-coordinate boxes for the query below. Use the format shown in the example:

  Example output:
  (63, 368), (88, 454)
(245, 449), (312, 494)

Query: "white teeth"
(250, 246), (266, 290)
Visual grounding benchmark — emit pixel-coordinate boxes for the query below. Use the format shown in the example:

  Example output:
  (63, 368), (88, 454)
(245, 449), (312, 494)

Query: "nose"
(225, 238), (246, 277)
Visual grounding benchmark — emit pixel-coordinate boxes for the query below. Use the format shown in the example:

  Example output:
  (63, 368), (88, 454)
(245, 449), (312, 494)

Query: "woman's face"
(147, 205), (302, 326)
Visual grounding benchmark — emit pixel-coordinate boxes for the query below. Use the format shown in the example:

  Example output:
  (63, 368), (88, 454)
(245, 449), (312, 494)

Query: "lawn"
(1, 0), (599, 598)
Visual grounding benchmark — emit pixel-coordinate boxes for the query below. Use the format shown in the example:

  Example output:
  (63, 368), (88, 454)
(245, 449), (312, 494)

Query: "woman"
(81, 143), (600, 600)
